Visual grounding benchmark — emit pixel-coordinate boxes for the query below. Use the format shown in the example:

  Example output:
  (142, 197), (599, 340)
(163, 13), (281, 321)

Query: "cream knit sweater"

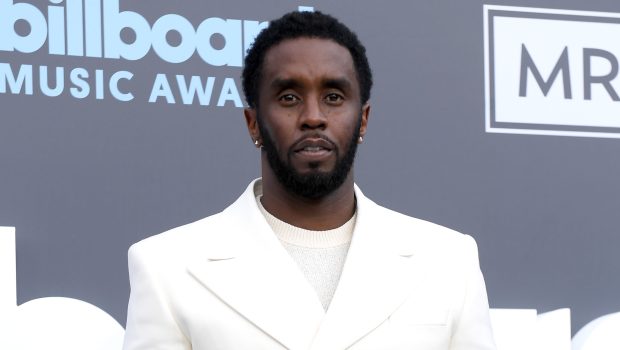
(256, 195), (355, 310)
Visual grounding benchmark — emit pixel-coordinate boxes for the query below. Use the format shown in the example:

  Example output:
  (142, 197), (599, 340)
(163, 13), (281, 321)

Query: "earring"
(254, 139), (261, 148)
(358, 136), (364, 143)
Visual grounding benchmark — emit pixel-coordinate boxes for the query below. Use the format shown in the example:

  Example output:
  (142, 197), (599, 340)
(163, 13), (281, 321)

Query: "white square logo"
(484, 5), (620, 138)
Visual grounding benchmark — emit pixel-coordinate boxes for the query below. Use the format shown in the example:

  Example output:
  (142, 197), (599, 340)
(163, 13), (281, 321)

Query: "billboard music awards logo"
(485, 5), (620, 139)
(0, 0), (314, 107)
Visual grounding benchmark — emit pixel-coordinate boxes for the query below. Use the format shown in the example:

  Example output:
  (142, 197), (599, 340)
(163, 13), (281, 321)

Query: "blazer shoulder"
(128, 210), (229, 258)
(128, 180), (261, 260)
(365, 199), (478, 254)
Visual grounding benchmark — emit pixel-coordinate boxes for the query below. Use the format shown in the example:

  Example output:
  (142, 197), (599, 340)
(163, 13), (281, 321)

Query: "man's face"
(249, 38), (369, 199)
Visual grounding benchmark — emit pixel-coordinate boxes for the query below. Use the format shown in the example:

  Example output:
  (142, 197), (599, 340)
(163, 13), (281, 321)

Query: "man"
(123, 11), (496, 350)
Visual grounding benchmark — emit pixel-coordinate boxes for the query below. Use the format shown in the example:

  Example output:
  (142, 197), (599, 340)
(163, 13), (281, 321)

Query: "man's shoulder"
(129, 180), (258, 256)
(128, 210), (228, 258)
(377, 203), (464, 235)
(359, 193), (477, 254)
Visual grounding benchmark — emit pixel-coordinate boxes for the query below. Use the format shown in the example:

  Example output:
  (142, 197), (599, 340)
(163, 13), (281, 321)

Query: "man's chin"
(289, 158), (336, 174)
(283, 171), (347, 199)
(293, 167), (333, 178)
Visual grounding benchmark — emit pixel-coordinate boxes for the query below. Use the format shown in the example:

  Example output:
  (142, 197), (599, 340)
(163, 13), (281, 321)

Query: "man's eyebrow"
(270, 78), (302, 91)
(323, 78), (352, 91)
(269, 77), (353, 92)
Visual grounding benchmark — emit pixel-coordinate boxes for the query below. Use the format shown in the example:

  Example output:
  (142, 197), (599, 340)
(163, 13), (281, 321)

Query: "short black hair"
(242, 11), (373, 108)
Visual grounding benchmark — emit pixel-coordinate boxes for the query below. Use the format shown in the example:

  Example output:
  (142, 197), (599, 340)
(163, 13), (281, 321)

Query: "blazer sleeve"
(122, 243), (191, 350)
(449, 235), (497, 350)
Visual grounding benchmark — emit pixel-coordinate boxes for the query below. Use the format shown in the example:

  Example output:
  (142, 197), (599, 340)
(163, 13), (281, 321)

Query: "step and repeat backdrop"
(1, 0), (619, 338)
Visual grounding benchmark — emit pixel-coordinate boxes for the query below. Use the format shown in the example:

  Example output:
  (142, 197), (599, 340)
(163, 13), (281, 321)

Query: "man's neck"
(260, 168), (356, 231)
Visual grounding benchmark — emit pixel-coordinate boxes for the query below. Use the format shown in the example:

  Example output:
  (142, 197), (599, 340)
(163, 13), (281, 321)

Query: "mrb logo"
(484, 5), (620, 138)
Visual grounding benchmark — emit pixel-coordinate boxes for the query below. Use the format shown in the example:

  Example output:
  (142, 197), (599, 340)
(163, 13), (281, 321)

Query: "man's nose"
(299, 97), (327, 130)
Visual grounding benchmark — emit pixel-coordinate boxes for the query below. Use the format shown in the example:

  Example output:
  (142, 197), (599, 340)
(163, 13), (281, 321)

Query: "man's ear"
(244, 108), (261, 145)
(359, 102), (370, 140)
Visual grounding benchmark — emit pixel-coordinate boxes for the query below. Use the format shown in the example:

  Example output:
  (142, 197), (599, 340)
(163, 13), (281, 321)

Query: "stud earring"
(358, 136), (364, 143)
(254, 139), (261, 148)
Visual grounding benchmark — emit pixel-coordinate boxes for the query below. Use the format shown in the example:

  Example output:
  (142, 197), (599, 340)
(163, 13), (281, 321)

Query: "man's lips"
(291, 137), (335, 163)
(293, 138), (334, 153)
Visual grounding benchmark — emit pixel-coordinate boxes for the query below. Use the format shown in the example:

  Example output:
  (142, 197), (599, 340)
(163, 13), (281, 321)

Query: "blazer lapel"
(184, 180), (426, 350)
(187, 181), (325, 350)
(310, 188), (421, 350)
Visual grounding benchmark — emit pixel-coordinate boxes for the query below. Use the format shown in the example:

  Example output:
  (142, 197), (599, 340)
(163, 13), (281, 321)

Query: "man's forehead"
(261, 37), (357, 84)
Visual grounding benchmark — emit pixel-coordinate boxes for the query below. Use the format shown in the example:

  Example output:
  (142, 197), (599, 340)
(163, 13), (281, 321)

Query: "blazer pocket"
(389, 306), (450, 327)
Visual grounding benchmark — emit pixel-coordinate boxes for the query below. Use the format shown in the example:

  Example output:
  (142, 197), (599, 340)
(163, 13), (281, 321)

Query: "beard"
(257, 115), (361, 200)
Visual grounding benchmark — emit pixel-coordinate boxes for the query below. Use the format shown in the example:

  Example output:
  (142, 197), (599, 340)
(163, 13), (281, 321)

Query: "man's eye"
(279, 94), (299, 104)
(325, 93), (344, 104)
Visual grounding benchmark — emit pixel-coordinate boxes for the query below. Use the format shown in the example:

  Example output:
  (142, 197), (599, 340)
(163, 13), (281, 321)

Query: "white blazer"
(123, 180), (496, 350)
